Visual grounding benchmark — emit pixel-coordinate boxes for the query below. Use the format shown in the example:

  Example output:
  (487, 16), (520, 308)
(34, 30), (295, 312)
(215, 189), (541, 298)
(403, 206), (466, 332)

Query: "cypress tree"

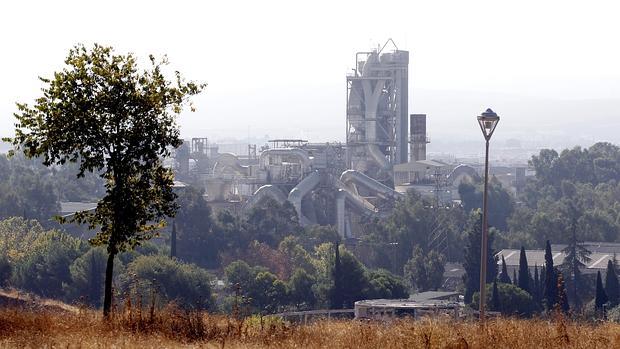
(499, 255), (512, 284)
(518, 246), (530, 293)
(605, 260), (620, 307)
(492, 279), (500, 312)
(557, 271), (569, 313)
(331, 241), (343, 309)
(513, 269), (518, 286)
(462, 210), (498, 304)
(595, 270), (608, 311)
(544, 240), (557, 310)
(533, 264), (541, 307)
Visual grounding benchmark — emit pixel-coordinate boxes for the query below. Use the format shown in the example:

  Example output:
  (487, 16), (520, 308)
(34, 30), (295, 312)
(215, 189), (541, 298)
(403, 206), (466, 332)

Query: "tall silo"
(346, 39), (409, 181)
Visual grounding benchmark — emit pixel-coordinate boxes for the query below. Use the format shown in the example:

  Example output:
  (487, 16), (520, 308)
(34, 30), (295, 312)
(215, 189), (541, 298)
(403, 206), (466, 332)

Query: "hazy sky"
(2, 0), (619, 151)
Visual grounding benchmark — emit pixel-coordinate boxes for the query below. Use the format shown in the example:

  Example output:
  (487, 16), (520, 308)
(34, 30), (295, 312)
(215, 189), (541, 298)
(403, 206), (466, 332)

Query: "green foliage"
(513, 143), (620, 247)
(498, 255), (512, 284)
(608, 304), (620, 322)
(595, 270), (608, 310)
(458, 177), (514, 231)
(556, 271), (570, 313)
(365, 269), (409, 299)
(288, 268), (317, 310)
(124, 255), (214, 310)
(518, 246), (530, 294)
(250, 271), (288, 314)
(403, 246), (445, 292)
(68, 247), (108, 307)
(0, 217), (46, 262)
(605, 260), (620, 307)
(473, 282), (535, 316)
(245, 198), (300, 248)
(278, 236), (316, 276)
(462, 210), (498, 304)
(543, 240), (558, 310)
(175, 186), (219, 268)
(5, 43), (204, 315)
(12, 230), (85, 299)
(0, 154), (60, 223)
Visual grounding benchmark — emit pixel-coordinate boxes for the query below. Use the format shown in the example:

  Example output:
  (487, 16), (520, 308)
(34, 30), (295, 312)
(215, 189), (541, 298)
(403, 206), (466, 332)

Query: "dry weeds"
(0, 304), (618, 348)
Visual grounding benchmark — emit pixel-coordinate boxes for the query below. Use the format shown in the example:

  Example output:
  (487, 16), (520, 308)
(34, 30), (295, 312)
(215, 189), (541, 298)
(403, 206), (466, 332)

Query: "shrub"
(12, 230), (85, 299)
(473, 282), (535, 316)
(124, 255), (214, 310)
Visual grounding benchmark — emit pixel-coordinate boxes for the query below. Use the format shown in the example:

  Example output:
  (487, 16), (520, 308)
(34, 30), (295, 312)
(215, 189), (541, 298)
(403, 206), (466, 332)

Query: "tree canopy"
(5, 44), (204, 316)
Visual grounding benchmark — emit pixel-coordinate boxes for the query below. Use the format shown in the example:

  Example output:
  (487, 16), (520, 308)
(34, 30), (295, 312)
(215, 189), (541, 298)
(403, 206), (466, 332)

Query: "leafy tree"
(245, 198), (300, 248)
(605, 260), (620, 307)
(12, 230), (85, 299)
(474, 282), (535, 316)
(288, 268), (317, 310)
(543, 240), (558, 310)
(249, 271), (288, 314)
(175, 186), (219, 267)
(560, 183), (591, 310)
(595, 270), (608, 311)
(462, 210), (498, 304)
(224, 260), (265, 294)
(518, 246), (530, 294)
(498, 255), (512, 284)
(330, 244), (368, 308)
(403, 246), (445, 292)
(458, 177), (514, 231)
(6, 44), (204, 316)
(278, 236), (316, 277)
(366, 269), (409, 299)
(68, 246), (108, 307)
(0, 217), (44, 262)
(125, 254), (214, 310)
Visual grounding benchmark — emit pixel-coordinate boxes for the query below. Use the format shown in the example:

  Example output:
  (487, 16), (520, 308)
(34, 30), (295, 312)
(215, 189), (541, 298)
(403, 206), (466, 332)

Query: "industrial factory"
(172, 40), (498, 239)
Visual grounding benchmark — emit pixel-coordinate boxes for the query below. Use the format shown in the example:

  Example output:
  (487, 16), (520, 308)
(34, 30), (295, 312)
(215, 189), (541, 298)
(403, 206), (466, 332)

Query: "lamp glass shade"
(477, 109), (500, 140)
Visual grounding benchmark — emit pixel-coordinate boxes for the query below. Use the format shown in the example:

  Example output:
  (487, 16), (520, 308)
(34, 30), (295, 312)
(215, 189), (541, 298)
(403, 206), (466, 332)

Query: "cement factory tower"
(346, 39), (409, 181)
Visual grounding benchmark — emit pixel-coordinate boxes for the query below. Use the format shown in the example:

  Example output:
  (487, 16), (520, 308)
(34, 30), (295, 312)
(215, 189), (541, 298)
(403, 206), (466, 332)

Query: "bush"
(12, 230), (85, 299)
(67, 247), (108, 307)
(473, 282), (535, 316)
(608, 304), (620, 322)
(366, 269), (409, 299)
(124, 255), (214, 310)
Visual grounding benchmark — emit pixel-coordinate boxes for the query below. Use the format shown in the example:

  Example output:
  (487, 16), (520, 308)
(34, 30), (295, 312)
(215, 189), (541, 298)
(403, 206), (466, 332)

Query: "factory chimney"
(409, 114), (429, 162)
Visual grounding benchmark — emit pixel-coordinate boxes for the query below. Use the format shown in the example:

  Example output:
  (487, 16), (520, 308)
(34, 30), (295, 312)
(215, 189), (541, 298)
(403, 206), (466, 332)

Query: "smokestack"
(409, 114), (428, 162)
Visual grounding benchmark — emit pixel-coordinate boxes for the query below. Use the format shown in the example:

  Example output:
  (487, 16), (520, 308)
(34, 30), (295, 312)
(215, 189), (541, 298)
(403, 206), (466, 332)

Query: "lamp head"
(477, 108), (500, 141)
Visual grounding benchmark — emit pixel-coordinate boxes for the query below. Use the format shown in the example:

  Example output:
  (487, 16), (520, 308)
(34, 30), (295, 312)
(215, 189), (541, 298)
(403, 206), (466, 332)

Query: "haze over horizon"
(2, 0), (619, 157)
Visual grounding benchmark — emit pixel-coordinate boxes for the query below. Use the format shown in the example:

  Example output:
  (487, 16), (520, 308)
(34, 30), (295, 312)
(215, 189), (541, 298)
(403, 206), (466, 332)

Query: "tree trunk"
(103, 251), (116, 318)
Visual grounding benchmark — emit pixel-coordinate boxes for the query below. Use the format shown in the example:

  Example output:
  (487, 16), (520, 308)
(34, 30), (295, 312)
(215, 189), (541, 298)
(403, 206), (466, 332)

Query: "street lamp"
(477, 108), (499, 322)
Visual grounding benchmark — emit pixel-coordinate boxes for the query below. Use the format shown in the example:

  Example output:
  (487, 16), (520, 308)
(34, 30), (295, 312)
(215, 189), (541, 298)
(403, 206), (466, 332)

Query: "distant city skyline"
(1, 0), (619, 157)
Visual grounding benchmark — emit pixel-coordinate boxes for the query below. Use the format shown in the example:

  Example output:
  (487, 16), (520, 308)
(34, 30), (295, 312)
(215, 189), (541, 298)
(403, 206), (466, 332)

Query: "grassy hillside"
(0, 302), (618, 348)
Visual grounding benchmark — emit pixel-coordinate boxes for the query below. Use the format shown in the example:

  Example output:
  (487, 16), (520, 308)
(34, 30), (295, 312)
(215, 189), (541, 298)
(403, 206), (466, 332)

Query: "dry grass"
(0, 303), (618, 348)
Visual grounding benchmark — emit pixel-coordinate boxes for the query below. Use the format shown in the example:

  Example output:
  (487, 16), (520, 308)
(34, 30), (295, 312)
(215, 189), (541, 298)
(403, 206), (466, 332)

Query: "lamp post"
(477, 108), (499, 322)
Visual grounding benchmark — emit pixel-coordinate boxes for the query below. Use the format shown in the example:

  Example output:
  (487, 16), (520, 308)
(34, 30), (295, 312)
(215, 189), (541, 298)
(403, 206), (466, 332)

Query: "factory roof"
(393, 159), (447, 172)
(59, 201), (98, 217)
(496, 247), (617, 272)
(355, 298), (459, 309)
(408, 291), (460, 302)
